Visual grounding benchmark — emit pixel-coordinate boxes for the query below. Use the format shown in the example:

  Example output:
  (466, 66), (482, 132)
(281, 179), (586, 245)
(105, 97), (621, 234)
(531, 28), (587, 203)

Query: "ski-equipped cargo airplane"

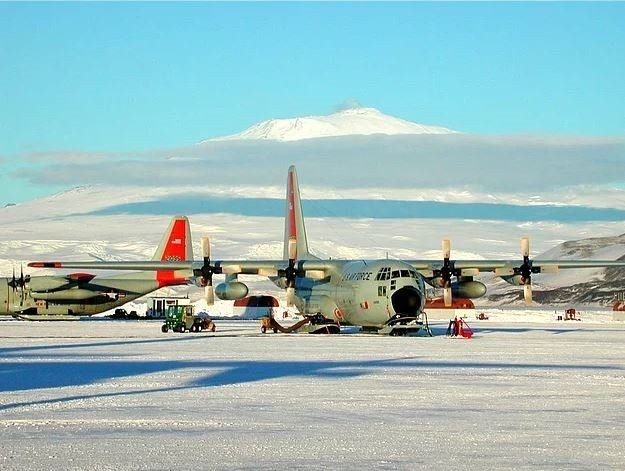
(28, 167), (625, 333)
(4, 216), (193, 319)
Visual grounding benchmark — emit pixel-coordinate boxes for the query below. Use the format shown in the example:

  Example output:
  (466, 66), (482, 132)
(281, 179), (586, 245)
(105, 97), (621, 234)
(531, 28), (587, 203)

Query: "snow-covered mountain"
(202, 107), (457, 142)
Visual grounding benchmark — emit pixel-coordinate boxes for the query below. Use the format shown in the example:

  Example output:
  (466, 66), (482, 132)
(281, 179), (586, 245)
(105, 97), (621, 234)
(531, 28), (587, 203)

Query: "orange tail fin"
(153, 216), (193, 287)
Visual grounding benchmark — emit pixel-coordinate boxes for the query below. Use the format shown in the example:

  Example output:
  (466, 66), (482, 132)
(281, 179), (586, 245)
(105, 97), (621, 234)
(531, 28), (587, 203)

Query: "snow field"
(1, 319), (625, 470)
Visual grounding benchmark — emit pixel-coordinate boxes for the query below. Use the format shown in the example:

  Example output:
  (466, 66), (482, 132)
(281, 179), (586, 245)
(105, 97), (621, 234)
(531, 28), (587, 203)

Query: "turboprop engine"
(30, 289), (104, 301)
(425, 277), (487, 299)
(451, 280), (487, 299)
(215, 282), (249, 301)
(27, 276), (71, 292)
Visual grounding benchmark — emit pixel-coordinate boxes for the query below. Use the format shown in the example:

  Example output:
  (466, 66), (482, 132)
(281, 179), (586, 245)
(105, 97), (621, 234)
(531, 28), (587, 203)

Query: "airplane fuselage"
(293, 259), (426, 327)
(0, 276), (162, 317)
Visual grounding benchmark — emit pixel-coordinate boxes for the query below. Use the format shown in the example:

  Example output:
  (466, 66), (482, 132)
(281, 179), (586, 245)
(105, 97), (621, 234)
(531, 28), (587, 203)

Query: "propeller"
(9, 266), (17, 293)
(200, 236), (221, 306)
(279, 238), (298, 307)
(441, 239), (454, 307)
(7, 265), (28, 306)
(519, 236), (533, 305)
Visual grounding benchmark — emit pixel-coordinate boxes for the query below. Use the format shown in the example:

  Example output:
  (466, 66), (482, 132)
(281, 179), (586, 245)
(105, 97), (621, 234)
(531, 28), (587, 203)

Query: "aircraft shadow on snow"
(1, 335), (623, 411)
(77, 195), (625, 222)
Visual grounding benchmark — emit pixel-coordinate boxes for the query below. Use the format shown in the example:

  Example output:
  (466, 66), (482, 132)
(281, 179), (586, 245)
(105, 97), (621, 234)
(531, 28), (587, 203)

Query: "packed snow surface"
(204, 107), (456, 142)
(1, 315), (624, 470)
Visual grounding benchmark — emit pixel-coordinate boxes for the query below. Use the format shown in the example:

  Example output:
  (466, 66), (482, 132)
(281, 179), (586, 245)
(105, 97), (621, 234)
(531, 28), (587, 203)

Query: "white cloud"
(9, 133), (625, 195)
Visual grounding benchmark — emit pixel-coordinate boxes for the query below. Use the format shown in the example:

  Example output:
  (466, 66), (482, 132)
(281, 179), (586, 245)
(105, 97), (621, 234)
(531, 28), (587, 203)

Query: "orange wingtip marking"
(28, 262), (62, 268)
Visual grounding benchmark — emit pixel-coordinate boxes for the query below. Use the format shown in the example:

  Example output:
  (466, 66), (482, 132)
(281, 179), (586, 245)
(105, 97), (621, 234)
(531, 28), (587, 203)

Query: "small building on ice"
(146, 296), (191, 319)
(232, 296), (280, 319)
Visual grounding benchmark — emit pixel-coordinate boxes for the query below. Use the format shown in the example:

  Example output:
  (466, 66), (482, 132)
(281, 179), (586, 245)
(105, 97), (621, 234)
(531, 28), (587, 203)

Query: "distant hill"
(487, 234), (625, 306)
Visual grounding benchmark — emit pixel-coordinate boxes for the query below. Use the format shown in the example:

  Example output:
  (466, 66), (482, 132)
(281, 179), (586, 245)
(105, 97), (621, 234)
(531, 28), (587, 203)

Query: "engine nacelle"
(31, 289), (103, 301)
(215, 282), (249, 301)
(452, 281), (487, 299)
(501, 274), (526, 286)
(28, 276), (71, 292)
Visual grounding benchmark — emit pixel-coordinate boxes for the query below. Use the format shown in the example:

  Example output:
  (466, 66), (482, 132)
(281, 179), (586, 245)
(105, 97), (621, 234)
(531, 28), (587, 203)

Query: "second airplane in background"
(17, 216), (193, 319)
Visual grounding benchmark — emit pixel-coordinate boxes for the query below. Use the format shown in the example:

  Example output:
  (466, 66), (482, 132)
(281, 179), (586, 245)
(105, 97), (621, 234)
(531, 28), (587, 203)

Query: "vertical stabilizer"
(152, 215), (194, 262)
(153, 215), (193, 286)
(118, 216), (193, 284)
(283, 166), (314, 260)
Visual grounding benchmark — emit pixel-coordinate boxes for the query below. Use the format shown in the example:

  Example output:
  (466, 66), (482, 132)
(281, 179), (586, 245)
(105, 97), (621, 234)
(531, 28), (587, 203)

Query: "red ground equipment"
(446, 316), (473, 339)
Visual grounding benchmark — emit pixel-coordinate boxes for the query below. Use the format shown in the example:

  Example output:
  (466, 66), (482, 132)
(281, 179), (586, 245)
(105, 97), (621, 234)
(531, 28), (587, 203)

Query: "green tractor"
(161, 305), (216, 333)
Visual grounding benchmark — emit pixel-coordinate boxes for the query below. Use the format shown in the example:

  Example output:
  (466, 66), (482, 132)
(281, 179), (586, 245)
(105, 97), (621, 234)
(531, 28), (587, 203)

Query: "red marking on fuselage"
(157, 218), (188, 287)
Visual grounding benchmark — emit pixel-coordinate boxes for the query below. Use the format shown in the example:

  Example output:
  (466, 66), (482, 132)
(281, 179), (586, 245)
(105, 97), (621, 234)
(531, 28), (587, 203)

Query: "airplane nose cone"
(391, 286), (423, 317)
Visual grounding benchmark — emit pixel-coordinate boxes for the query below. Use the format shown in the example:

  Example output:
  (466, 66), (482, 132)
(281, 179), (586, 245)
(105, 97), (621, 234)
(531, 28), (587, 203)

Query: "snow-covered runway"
(1, 319), (624, 470)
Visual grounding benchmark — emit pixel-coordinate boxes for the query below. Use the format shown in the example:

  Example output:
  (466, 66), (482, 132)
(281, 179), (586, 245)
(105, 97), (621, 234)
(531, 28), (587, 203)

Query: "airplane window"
(391, 271), (400, 279)
(400, 270), (410, 278)
(376, 268), (391, 281)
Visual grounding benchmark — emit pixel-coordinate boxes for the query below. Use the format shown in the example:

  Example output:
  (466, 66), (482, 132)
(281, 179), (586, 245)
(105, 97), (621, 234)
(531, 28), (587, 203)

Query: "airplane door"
(376, 279), (392, 318)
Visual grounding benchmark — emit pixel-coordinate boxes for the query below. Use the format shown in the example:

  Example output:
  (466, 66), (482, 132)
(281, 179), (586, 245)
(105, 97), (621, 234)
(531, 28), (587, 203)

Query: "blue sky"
(1, 2), (624, 203)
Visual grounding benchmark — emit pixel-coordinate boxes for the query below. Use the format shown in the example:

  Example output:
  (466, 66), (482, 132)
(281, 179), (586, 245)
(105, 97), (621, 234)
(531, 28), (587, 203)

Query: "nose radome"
(391, 285), (422, 317)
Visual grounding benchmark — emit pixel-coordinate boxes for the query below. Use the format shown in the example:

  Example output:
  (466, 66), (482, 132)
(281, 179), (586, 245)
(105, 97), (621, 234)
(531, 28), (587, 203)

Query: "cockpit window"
(391, 270), (400, 279)
(375, 266), (391, 281)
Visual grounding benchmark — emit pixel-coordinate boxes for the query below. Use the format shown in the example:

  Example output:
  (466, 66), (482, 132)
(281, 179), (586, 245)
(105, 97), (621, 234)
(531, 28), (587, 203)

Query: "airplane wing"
(27, 258), (340, 307)
(406, 259), (625, 274)
(28, 261), (195, 271)
(29, 258), (625, 277)
(28, 259), (337, 273)
(406, 256), (625, 306)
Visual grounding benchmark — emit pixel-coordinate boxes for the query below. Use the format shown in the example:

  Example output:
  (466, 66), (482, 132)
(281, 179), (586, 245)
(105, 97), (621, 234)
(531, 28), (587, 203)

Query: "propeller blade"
(443, 287), (452, 307)
(11, 267), (16, 292)
(441, 238), (453, 306)
(521, 236), (530, 258)
(523, 283), (533, 305)
(286, 286), (296, 307)
(288, 238), (297, 261)
(19, 264), (25, 305)
(201, 236), (210, 260)
(205, 285), (215, 306)
(442, 239), (451, 260)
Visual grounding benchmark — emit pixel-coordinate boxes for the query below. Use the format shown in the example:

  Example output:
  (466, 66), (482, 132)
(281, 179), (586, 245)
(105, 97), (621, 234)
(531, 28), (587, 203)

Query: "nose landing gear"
(376, 312), (432, 336)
